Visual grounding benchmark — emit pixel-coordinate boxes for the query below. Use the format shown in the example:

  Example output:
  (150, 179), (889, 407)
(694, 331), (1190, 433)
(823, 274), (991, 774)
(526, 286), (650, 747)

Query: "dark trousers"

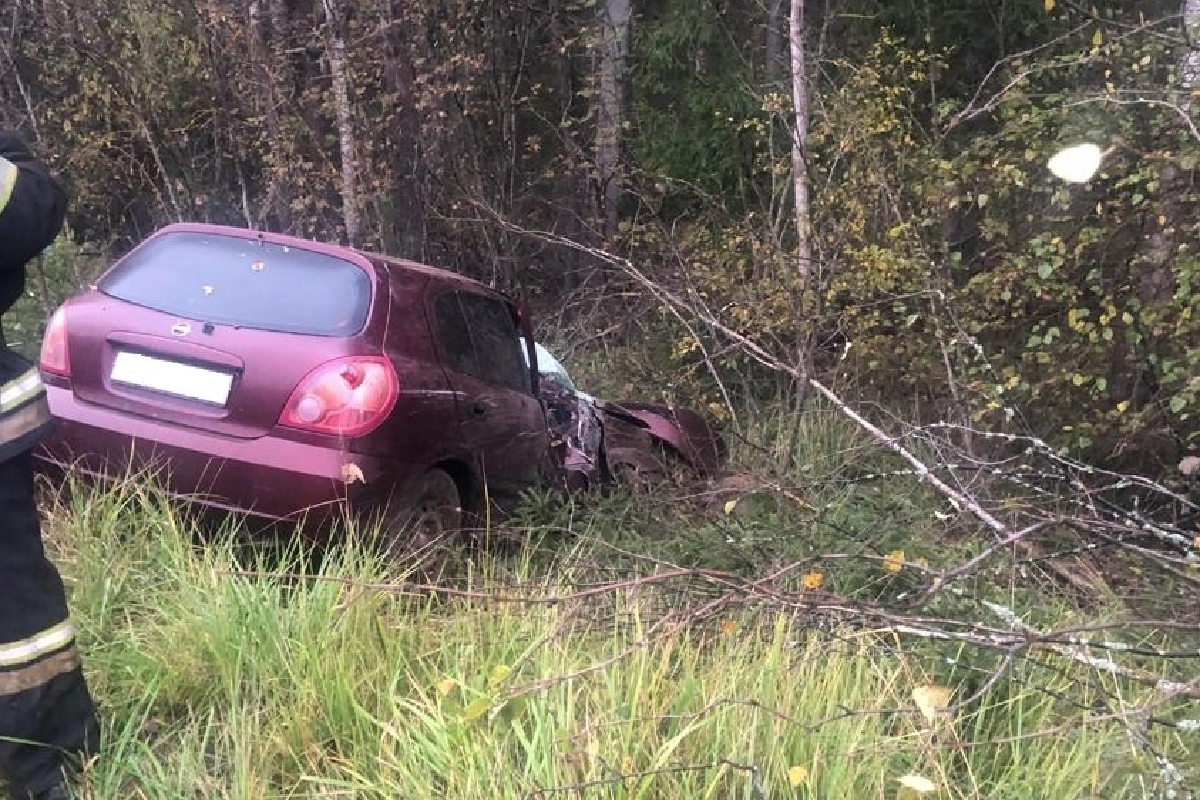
(0, 451), (99, 798)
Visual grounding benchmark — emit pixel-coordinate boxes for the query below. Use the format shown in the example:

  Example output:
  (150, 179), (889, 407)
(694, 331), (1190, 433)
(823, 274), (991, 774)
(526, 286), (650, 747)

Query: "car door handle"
(470, 402), (489, 418)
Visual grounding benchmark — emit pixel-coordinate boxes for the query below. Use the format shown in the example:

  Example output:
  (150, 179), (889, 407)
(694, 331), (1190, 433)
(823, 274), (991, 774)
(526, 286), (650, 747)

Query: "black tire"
(608, 444), (686, 493)
(380, 468), (463, 557)
(610, 459), (662, 493)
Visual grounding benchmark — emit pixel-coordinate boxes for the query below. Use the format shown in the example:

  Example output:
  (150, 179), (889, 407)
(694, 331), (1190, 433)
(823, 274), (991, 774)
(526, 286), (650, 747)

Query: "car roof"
(355, 249), (510, 299)
(151, 222), (512, 303)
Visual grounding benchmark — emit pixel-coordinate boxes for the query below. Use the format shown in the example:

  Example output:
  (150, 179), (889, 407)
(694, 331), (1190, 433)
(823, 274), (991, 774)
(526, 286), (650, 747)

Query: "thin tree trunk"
(249, 0), (292, 232)
(322, 0), (362, 247)
(1141, 1), (1200, 279)
(377, 0), (425, 258)
(135, 115), (182, 220)
(1116, 0), (1200, 412)
(789, 0), (812, 280)
(765, 0), (786, 85)
(595, 0), (631, 241)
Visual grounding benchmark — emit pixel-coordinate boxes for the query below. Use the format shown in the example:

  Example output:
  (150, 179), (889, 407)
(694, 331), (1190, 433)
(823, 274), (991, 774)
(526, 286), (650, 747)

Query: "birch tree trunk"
(321, 0), (362, 247)
(595, 0), (631, 240)
(788, 0), (812, 280)
(1180, 0), (1200, 115)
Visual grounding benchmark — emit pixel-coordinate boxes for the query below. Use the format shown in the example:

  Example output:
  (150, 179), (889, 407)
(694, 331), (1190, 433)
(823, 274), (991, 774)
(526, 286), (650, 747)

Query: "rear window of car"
(98, 231), (372, 336)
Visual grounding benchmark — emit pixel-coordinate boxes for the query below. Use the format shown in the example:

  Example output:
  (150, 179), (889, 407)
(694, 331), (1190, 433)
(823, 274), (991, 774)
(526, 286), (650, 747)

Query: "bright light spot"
(1048, 142), (1103, 183)
(897, 775), (937, 793)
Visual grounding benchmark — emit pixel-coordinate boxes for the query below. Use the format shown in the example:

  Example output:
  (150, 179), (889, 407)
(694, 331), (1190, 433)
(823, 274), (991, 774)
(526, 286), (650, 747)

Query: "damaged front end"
(538, 372), (726, 492)
(539, 374), (605, 491)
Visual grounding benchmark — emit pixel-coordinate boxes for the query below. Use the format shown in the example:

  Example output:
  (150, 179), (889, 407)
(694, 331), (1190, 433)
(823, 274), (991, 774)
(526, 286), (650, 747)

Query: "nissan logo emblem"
(171, 322), (191, 336)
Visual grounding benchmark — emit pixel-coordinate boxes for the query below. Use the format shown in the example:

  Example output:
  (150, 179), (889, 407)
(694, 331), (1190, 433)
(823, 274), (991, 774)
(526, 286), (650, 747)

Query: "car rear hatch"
(57, 228), (381, 440)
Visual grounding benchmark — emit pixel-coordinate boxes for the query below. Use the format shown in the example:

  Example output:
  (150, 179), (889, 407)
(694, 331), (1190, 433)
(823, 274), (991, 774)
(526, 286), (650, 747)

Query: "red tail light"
(39, 307), (70, 377)
(279, 356), (398, 436)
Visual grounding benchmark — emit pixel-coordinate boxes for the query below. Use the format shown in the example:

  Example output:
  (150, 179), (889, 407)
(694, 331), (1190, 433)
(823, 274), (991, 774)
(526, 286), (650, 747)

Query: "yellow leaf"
(720, 619), (738, 635)
(1117, 400), (1130, 414)
(724, 498), (739, 515)
(801, 571), (824, 590)
(1044, 0), (1055, 10)
(911, 685), (953, 723)
(462, 696), (492, 722)
(488, 664), (512, 687)
(788, 765), (809, 786)
(1092, 27), (1103, 47)
(884, 549), (905, 572)
(437, 678), (456, 696)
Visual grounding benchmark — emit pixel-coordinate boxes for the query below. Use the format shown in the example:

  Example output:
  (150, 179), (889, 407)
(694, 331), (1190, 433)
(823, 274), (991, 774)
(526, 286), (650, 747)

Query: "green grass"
(31, 472), (1190, 800)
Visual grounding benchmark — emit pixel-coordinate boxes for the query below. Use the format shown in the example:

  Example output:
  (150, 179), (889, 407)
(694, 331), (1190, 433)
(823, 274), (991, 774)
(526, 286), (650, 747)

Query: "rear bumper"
(35, 385), (379, 524)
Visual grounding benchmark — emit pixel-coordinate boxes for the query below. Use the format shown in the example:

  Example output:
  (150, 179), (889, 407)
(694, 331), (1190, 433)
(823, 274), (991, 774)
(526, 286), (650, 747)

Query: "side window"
(434, 291), (530, 394)
(434, 293), (475, 376)
(461, 293), (529, 394)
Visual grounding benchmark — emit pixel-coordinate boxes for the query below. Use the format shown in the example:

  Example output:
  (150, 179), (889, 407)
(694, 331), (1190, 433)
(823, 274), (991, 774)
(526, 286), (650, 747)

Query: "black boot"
(29, 782), (71, 800)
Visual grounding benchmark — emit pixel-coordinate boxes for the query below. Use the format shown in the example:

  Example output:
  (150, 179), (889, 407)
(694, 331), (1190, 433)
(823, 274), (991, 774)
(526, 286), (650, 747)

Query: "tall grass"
(33, 475), (1185, 799)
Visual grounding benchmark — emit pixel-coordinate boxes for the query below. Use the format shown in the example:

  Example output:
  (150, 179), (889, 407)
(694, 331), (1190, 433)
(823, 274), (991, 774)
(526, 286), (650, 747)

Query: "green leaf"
(1170, 395), (1188, 414)
(1037, 263), (1053, 279)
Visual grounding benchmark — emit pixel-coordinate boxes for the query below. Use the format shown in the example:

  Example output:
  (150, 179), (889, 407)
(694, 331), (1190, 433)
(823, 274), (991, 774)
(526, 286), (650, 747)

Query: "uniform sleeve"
(0, 131), (68, 273)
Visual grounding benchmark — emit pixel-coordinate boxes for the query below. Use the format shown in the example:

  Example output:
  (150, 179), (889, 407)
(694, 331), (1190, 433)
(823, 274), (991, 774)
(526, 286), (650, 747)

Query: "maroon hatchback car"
(35, 222), (550, 539)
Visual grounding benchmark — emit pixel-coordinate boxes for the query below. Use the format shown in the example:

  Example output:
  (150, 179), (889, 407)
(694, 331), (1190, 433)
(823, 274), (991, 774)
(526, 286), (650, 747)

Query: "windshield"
(520, 341), (577, 391)
(99, 231), (373, 337)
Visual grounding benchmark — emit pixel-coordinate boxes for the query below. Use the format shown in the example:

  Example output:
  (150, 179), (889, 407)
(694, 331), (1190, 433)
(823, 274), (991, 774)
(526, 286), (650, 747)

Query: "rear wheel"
(379, 468), (463, 559)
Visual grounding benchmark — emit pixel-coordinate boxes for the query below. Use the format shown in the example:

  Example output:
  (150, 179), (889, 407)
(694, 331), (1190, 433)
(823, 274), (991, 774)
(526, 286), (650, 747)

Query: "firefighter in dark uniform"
(0, 131), (100, 800)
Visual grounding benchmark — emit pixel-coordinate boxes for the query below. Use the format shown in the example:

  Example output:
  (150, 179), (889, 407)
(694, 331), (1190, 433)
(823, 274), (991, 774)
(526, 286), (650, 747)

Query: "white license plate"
(111, 351), (234, 406)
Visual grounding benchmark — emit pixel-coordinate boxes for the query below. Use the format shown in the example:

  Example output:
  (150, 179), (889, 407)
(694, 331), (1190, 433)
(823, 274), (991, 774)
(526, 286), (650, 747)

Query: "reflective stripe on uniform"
(0, 364), (51, 448)
(0, 393), (51, 444)
(0, 649), (80, 697)
(0, 366), (45, 413)
(0, 156), (17, 216)
(0, 621), (81, 697)
(0, 620), (76, 668)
